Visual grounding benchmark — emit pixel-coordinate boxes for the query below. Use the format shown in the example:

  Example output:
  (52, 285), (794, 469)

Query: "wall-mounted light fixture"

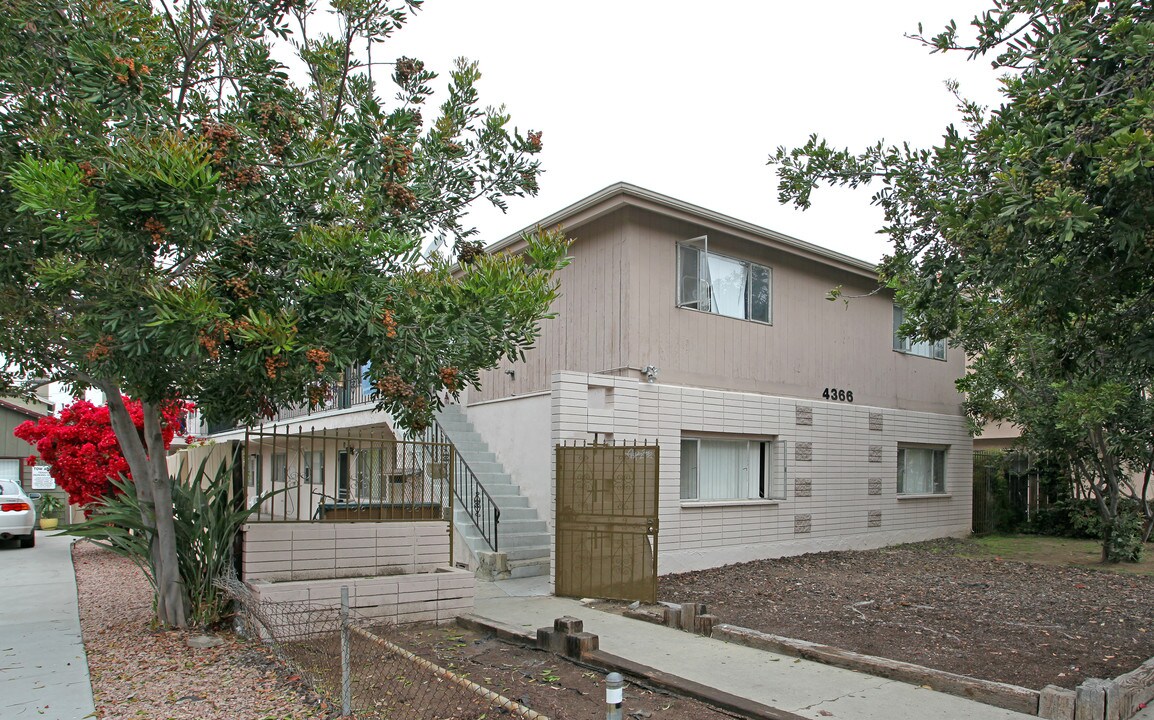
(504, 368), (516, 380)
(642, 365), (659, 383)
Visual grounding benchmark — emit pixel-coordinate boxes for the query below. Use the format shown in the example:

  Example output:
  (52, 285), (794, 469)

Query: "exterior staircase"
(436, 404), (551, 579)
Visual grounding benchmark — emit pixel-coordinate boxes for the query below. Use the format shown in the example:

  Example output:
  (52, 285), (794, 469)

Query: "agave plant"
(69, 454), (284, 627)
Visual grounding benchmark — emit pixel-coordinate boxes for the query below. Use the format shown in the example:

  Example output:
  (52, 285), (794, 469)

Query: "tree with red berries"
(14, 398), (192, 508)
(771, 0), (1154, 561)
(0, 0), (568, 627)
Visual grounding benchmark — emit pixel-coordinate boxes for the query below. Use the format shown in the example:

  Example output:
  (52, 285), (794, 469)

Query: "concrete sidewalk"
(475, 576), (1035, 720)
(0, 533), (95, 720)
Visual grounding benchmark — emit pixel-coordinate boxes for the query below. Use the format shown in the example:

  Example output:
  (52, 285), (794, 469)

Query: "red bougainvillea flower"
(13, 397), (195, 507)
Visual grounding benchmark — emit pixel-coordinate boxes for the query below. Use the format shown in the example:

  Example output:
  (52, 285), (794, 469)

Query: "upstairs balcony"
(200, 365), (374, 436)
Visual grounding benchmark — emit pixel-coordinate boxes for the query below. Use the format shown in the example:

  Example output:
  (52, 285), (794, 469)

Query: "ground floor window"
(897, 446), (947, 494)
(680, 436), (779, 501)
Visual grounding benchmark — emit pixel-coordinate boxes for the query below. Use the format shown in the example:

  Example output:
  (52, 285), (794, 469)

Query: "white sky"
(384, 0), (1007, 264)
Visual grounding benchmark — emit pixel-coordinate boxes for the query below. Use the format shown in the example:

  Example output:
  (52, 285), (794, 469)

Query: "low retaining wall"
(248, 566), (476, 633)
(713, 623), (1039, 716)
(243, 520), (450, 582)
(1039, 658), (1154, 720)
(652, 600), (1154, 720)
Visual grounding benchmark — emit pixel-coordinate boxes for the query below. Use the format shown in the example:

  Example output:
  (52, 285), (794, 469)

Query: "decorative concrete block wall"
(247, 566), (476, 635)
(548, 371), (973, 575)
(242, 521), (450, 582)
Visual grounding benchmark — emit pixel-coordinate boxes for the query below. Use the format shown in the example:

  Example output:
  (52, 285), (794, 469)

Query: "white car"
(0, 479), (37, 548)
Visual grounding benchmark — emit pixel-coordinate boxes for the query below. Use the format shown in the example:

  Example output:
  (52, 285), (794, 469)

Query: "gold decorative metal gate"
(555, 441), (659, 603)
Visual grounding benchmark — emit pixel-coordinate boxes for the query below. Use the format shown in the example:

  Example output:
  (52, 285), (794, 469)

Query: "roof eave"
(486, 182), (880, 280)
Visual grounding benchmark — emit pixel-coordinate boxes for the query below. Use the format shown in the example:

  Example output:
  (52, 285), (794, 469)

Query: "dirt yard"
(388, 624), (739, 720)
(658, 538), (1154, 690)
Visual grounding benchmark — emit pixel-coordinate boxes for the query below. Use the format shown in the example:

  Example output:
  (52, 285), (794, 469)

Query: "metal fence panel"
(243, 426), (453, 525)
(555, 441), (659, 603)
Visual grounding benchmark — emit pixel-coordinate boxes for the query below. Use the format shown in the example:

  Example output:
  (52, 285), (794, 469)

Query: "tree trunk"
(1101, 521), (1112, 564)
(101, 387), (188, 628)
(142, 400), (187, 627)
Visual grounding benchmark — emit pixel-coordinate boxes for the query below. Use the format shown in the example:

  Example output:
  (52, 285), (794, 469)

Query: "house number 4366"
(823, 388), (854, 403)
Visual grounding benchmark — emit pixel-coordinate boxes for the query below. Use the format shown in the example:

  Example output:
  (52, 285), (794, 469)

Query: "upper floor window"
(892, 305), (945, 360)
(678, 239), (771, 324)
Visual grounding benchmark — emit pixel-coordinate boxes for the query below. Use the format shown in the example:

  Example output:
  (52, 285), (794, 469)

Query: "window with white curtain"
(897, 446), (947, 495)
(678, 241), (771, 323)
(680, 437), (779, 501)
(892, 304), (946, 360)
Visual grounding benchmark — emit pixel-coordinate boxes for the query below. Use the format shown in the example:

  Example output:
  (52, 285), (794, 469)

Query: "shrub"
(68, 454), (277, 627)
(14, 398), (193, 507)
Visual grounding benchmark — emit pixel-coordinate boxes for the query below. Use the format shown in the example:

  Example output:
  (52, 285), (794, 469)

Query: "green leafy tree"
(0, 0), (568, 627)
(771, 0), (1154, 561)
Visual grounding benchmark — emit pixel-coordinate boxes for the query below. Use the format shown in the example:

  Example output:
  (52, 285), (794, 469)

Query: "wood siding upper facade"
(472, 186), (964, 416)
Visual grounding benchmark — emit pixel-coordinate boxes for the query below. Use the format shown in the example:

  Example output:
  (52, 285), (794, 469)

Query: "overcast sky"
(383, 0), (1007, 264)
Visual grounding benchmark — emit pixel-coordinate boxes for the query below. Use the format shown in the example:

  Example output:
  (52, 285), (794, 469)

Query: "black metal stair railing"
(423, 419), (500, 552)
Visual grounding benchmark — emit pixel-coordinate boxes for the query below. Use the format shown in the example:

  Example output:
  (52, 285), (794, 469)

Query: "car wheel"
(19, 531), (35, 548)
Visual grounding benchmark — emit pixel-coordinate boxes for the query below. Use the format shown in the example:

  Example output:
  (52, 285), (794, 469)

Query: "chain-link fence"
(219, 576), (548, 720)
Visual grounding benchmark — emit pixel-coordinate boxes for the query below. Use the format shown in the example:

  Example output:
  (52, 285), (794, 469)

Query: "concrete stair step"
(494, 519), (547, 534)
(465, 462), (505, 475)
(437, 403), (550, 576)
(483, 486), (527, 499)
(458, 451), (497, 463)
(441, 426), (480, 436)
(503, 545), (550, 562)
(497, 532), (550, 549)
(508, 558), (550, 579)
(491, 507), (538, 521)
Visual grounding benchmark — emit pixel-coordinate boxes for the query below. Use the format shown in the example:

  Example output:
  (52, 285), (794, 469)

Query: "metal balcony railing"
(200, 366), (374, 435)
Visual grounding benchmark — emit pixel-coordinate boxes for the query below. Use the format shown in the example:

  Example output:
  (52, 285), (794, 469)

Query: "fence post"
(341, 585), (351, 717)
(605, 671), (624, 720)
(447, 445), (456, 568)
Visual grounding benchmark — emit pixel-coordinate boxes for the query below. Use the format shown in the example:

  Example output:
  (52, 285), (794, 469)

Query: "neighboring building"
(199, 182), (972, 587)
(975, 421), (1023, 451)
(0, 397), (50, 489)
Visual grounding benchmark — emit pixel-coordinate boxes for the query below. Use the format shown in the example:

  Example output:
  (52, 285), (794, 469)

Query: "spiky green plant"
(70, 455), (282, 627)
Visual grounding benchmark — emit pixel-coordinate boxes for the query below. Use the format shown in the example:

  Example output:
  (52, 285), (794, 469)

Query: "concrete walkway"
(476, 576), (1036, 720)
(0, 533), (95, 720)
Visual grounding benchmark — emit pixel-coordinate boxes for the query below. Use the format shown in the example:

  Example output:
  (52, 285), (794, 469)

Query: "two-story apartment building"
(455, 182), (971, 575)
(202, 182), (971, 586)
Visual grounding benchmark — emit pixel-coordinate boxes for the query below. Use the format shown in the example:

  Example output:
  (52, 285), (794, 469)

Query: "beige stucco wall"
(475, 205), (965, 416)
(460, 392), (553, 529)
(974, 420), (1023, 451)
(548, 372), (972, 576)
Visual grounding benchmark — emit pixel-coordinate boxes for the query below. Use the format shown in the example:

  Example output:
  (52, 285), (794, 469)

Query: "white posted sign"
(31, 465), (55, 490)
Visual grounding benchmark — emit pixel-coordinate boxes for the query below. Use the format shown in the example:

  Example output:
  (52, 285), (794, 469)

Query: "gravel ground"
(73, 541), (334, 720)
(74, 541), (732, 720)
